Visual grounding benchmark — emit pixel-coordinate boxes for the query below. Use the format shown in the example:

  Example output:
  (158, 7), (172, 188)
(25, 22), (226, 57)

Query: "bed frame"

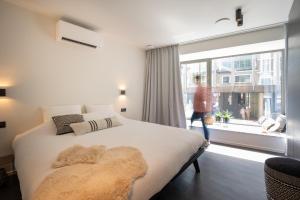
(150, 146), (205, 199)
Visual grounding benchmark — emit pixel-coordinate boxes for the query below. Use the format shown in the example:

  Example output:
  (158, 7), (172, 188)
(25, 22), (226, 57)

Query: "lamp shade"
(0, 89), (5, 96)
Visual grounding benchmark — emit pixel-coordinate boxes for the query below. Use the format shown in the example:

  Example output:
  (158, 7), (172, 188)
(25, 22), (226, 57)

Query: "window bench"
(189, 121), (286, 154)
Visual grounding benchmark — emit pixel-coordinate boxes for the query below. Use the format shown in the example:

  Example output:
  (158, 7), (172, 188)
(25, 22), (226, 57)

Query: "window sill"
(188, 120), (286, 138)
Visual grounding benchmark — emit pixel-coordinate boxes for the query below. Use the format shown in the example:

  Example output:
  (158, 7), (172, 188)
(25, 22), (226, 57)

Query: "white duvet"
(13, 117), (204, 200)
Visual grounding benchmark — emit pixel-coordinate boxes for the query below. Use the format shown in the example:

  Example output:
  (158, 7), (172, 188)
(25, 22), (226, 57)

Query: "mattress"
(13, 117), (204, 200)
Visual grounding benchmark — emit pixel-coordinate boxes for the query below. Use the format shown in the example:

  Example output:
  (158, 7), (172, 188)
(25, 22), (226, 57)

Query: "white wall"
(180, 26), (285, 54)
(0, 1), (145, 156)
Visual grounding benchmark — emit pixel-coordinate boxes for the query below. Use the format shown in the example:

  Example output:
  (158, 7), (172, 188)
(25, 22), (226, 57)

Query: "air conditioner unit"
(56, 20), (102, 48)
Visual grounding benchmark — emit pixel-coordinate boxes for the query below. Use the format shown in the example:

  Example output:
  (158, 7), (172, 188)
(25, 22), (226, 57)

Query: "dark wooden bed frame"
(150, 146), (206, 199)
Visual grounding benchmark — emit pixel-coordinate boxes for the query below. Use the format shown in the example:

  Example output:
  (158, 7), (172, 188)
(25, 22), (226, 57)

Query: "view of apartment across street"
(181, 51), (283, 121)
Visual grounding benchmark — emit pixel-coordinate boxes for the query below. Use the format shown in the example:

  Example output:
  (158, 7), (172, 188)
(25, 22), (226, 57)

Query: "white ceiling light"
(146, 45), (154, 49)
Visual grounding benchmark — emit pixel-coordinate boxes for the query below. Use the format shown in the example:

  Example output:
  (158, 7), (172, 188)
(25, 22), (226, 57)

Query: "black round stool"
(264, 157), (300, 200)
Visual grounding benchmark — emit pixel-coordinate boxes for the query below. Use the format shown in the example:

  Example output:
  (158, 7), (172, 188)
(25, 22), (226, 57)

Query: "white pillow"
(262, 118), (276, 131)
(84, 105), (127, 124)
(83, 112), (115, 121)
(42, 105), (82, 122)
(275, 114), (287, 132)
(258, 116), (267, 125)
(70, 117), (122, 135)
(269, 114), (287, 133)
(85, 104), (114, 113)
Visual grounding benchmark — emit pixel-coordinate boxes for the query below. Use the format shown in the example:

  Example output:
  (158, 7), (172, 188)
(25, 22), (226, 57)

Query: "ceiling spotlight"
(146, 45), (154, 49)
(236, 8), (243, 26)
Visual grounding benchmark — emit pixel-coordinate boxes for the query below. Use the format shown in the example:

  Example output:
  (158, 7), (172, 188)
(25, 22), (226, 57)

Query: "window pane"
(211, 51), (282, 121)
(181, 62), (207, 118)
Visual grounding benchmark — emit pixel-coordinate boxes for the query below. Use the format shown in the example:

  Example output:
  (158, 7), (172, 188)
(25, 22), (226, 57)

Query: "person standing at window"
(191, 75), (212, 144)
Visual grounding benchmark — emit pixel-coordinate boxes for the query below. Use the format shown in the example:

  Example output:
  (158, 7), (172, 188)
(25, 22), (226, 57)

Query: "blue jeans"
(191, 112), (210, 140)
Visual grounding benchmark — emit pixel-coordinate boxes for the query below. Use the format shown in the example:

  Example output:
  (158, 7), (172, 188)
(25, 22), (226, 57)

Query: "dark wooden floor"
(153, 150), (267, 200)
(0, 148), (268, 200)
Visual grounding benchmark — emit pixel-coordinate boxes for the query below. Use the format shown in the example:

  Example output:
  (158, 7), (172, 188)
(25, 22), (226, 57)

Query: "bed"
(13, 106), (205, 200)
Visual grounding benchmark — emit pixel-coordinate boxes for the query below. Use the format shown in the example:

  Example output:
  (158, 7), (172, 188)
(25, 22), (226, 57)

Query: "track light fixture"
(236, 8), (243, 27)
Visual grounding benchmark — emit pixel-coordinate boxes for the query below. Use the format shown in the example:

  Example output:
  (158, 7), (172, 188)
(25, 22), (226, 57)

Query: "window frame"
(180, 49), (285, 115)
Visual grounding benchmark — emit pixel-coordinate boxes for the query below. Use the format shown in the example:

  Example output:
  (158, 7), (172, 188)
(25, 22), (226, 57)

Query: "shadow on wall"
(33, 13), (103, 45)
(34, 13), (57, 40)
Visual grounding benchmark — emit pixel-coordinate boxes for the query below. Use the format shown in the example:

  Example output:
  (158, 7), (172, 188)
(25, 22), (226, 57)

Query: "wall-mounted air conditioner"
(56, 20), (102, 48)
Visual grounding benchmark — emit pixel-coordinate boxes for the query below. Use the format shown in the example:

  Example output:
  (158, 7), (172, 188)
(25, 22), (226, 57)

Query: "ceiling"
(6, 0), (294, 48)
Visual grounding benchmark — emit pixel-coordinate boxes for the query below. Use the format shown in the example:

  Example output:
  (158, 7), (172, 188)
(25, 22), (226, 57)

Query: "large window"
(181, 51), (283, 122)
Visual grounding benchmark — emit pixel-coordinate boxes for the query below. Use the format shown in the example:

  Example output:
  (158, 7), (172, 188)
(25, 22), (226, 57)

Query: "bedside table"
(0, 155), (15, 175)
(0, 174), (22, 200)
(0, 155), (21, 200)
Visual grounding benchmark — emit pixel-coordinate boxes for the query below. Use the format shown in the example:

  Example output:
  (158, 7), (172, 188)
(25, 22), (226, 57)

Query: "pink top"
(193, 86), (212, 113)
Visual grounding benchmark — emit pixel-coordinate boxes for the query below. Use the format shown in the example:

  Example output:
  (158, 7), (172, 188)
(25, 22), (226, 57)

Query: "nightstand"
(0, 174), (21, 200)
(0, 155), (21, 200)
(0, 155), (15, 175)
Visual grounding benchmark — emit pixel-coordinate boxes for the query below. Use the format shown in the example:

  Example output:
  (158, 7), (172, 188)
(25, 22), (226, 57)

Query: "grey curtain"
(142, 45), (186, 128)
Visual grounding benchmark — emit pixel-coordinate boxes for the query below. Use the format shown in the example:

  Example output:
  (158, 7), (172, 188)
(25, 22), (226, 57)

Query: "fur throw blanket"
(52, 145), (106, 168)
(33, 145), (148, 200)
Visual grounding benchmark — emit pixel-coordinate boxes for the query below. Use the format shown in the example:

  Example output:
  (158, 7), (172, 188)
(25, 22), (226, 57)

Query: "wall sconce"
(120, 90), (126, 95)
(0, 89), (6, 97)
(0, 89), (6, 128)
(0, 121), (6, 128)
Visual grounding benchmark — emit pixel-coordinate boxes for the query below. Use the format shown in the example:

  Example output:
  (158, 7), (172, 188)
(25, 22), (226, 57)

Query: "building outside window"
(181, 50), (283, 122)
(222, 76), (230, 84)
(234, 55), (253, 71)
(234, 75), (251, 83)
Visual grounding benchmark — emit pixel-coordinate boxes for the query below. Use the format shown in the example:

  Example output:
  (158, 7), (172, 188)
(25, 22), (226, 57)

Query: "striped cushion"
(70, 117), (122, 135)
(52, 114), (84, 135)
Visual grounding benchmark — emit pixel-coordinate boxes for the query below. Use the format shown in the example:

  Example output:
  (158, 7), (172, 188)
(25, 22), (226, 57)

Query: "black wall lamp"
(0, 89), (6, 97)
(0, 88), (6, 128)
(0, 122), (6, 128)
(120, 90), (126, 95)
(120, 89), (126, 112)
